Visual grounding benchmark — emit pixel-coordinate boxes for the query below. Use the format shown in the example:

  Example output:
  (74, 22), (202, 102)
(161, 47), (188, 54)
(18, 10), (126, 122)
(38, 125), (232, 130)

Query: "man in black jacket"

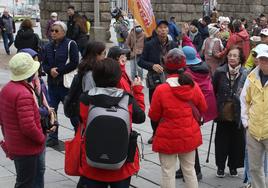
(138, 20), (177, 144)
(0, 9), (15, 55)
(66, 5), (78, 40)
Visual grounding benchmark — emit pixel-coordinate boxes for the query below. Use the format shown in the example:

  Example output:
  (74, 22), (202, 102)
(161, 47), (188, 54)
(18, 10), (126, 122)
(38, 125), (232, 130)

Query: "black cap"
(156, 19), (169, 27)
(107, 46), (130, 60)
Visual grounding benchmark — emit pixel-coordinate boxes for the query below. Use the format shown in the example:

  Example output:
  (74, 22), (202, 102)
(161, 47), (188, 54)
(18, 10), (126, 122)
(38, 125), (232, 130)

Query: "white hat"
(9, 53), (40, 81)
(52, 21), (67, 33)
(256, 44), (268, 58)
(260, 28), (268, 36)
(253, 44), (267, 54)
(250, 36), (261, 42)
(51, 12), (58, 17)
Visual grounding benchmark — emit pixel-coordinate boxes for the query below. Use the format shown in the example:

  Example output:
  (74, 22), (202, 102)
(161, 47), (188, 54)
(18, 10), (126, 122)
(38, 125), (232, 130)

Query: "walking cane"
(206, 120), (215, 163)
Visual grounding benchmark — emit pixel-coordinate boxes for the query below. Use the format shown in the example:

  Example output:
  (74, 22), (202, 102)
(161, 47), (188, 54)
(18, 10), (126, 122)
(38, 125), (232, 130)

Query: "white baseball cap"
(256, 44), (268, 58)
(260, 28), (268, 36)
(51, 12), (58, 17)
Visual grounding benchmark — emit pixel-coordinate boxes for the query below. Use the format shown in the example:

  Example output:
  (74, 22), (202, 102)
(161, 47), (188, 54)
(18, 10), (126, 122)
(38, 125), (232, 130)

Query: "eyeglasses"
(227, 54), (239, 58)
(51, 29), (59, 33)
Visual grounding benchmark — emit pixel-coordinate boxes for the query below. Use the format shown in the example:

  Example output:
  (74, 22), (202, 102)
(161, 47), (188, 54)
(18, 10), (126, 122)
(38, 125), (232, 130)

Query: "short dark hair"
(93, 58), (122, 87)
(226, 45), (245, 65)
(68, 5), (75, 10)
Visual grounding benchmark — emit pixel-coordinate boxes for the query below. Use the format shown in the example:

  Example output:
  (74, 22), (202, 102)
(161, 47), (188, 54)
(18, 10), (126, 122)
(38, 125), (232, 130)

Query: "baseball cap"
(107, 46), (130, 60)
(260, 28), (268, 36)
(256, 44), (268, 58)
(156, 19), (169, 27)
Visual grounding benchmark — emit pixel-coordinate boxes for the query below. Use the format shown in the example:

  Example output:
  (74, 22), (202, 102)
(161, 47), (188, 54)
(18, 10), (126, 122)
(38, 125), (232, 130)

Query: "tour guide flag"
(128, 0), (156, 37)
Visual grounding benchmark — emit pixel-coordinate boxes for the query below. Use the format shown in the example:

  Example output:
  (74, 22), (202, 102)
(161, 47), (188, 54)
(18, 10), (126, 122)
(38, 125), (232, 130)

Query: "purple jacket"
(186, 66), (217, 123)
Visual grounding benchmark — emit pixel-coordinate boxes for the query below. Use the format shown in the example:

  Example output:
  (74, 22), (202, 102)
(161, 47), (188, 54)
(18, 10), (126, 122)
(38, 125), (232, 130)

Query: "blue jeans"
(34, 149), (46, 188)
(243, 137), (268, 183)
(77, 176), (131, 188)
(48, 85), (78, 139)
(2, 32), (14, 54)
(130, 55), (143, 80)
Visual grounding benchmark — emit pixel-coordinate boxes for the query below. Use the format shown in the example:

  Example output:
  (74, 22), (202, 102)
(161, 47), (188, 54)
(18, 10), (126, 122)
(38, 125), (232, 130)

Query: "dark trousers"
(77, 176), (131, 188)
(149, 88), (158, 134)
(2, 32), (14, 54)
(195, 149), (201, 174)
(215, 121), (245, 170)
(14, 154), (39, 188)
(48, 85), (78, 139)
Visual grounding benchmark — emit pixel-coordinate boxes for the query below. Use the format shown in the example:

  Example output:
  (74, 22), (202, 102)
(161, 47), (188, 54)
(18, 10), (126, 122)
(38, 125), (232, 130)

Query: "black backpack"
(84, 93), (131, 170)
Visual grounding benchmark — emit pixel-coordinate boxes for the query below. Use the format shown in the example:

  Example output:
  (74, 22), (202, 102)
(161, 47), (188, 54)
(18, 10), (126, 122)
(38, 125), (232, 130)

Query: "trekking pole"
(206, 120), (215, 163)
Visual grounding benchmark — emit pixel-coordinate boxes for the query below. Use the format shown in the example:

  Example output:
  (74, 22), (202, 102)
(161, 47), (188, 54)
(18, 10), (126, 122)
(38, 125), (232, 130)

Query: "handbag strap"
(66, 40), (73, 65)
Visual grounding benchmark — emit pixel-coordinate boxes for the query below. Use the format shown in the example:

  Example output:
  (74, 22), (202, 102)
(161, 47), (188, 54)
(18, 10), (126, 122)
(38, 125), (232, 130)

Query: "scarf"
(227, 64), (241, 87)
(189, 31), (198, 41)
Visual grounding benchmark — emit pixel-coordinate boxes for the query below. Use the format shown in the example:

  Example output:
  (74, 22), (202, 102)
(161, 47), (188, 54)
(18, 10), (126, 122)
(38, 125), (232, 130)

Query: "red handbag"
(64, 125), (83, 176)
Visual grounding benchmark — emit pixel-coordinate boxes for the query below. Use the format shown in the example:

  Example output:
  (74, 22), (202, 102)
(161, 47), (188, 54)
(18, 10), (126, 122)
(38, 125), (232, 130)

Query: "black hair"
(165, 68), (194, 87)
(177, 68), (194, 87)
(93, 58), (122, 87)
(68, 5), (75, 10)
(232, 19), (242, 33)
(27, 73), (36, 83)
(78, 41), (106, 75)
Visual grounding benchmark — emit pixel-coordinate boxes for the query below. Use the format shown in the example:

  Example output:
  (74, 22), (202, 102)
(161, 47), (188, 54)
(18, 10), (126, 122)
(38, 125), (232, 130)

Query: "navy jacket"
(42, 37), (79, 86)
(138, 37), (177, 71)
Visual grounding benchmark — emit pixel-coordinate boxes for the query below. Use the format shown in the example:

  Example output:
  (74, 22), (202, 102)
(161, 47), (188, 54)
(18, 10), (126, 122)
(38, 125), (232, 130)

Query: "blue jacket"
(168, 22), (180, 42)
(42, 37), (79, 86)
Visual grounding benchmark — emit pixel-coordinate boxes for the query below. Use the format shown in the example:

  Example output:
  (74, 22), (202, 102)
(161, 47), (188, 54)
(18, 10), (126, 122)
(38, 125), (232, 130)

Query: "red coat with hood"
(0, 81), (46, 157)
(218, 29), (250, 59)
(78, 85), (145, 182)
(149, 75), (207, 154)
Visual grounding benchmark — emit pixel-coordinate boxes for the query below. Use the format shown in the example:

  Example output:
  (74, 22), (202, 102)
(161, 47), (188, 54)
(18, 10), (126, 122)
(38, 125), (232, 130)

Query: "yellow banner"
(128, 0), (156, 37)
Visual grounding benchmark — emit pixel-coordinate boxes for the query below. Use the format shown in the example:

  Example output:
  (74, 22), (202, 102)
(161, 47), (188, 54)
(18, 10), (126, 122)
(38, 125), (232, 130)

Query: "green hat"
(9, 53), (40, 81)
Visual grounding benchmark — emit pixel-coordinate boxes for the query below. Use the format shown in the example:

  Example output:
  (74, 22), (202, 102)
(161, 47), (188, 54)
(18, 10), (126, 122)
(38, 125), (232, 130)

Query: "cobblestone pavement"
(0, 22), (260, 188)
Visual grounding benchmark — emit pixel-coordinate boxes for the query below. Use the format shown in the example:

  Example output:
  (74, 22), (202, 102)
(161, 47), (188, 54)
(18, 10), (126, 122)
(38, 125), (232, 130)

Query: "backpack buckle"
(106, 106), (117, 112)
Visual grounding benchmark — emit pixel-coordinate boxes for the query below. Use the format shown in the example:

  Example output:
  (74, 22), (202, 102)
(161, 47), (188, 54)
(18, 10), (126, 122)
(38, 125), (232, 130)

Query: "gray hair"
(52, 21), (67, 34)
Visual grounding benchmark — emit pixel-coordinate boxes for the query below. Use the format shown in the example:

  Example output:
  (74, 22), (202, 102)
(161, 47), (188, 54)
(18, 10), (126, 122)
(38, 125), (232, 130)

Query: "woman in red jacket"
(77, 58), (145, 188)
(0, 53), (46, 188)
(149, 48), (207, 188)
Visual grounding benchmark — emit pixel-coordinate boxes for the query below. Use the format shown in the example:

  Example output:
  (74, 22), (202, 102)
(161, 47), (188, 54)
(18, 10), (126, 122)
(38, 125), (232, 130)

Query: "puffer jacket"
(240, 66), (268, 140)
(149, 75), (207, 154)
(0, 81), (46, 157)
(186, 62), (218, 122)
(213, 64), (248, 124)
(14, 28), (39, 52)
(78, 86), (145, 182)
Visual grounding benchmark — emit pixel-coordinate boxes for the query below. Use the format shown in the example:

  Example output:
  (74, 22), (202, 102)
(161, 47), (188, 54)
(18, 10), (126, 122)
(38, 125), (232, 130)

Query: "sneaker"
(216, 169), (225, 178)
(46, 138), (59, 147)
(245, 183), (251, 188)
(175, 169), (183, 179)
(196, 172), (203, 181)
(230, 169), (238, 177)
(147, 136), (154, 144)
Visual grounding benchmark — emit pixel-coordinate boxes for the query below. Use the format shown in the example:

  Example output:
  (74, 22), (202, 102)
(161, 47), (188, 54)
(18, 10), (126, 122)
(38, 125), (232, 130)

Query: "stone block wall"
(151, 0), (203, 23)
(39, 0), (111, 39)
(217, 0), (268, 20)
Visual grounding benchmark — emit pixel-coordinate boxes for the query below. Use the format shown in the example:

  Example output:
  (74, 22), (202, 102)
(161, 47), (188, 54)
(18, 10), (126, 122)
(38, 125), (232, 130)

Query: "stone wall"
(39, 0), (111, 40)
(151, 0), (203, 23)
(217, 0), (268, 20)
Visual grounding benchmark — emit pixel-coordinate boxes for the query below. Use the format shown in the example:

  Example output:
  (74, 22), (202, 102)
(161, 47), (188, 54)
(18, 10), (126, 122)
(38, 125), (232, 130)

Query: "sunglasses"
(51, 29), (59, 33)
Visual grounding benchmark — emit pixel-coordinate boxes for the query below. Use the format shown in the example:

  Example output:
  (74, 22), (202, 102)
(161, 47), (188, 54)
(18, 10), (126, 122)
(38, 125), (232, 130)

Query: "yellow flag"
(128, 0), (157, 37)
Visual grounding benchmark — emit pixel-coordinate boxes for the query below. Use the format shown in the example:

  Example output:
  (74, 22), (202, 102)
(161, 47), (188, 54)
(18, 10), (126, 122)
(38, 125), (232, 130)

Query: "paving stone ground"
(0, 21), (264, 188)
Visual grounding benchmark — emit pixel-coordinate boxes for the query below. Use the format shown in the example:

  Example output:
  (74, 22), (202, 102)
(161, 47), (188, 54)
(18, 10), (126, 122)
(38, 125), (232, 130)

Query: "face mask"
(135, 27), (143, 33)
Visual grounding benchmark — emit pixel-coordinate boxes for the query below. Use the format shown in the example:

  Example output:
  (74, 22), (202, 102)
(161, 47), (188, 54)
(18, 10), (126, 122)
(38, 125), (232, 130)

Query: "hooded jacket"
(186, 63), (218, 122)
(14, 28), (39, 52)
(79, 86), (145, 182)
(218, 29), (250, 60)
(149, 75), (207, 154)
(126, 28), (145, 58)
